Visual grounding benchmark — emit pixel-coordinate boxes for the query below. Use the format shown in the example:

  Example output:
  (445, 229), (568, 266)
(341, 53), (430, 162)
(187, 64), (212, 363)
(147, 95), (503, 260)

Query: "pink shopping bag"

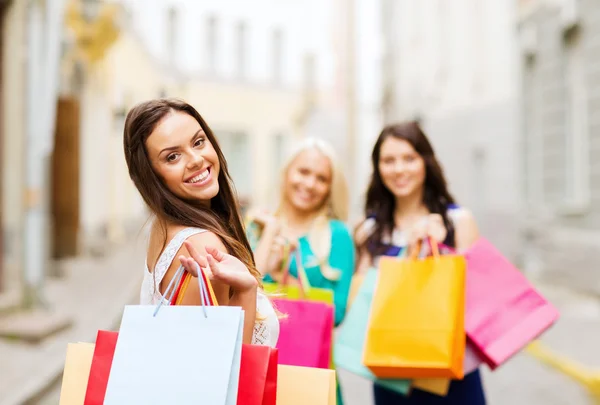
(464, 238), (559, 369)
(273, 298), (334, 369)
(463, 338), (485, 374)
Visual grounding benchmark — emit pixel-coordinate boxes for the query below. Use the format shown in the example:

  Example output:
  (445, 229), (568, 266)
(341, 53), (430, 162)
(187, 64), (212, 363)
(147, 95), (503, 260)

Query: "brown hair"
(123, 98), (261, 285)
(358, 121), (456, 257)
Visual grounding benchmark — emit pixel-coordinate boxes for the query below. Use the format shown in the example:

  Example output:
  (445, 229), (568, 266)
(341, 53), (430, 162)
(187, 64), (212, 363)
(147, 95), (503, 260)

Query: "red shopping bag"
(238, 345), (278, 405)
(84, 330), (118, 405)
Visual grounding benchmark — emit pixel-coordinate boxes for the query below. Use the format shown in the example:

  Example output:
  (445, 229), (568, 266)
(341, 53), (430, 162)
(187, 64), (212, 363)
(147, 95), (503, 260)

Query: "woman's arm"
(329, 223), (356, 326)
(251, 220), (282, 277)
(354, 219), (374, 275)
(453, 209), (480, 252)
(161, 232), (258, 344)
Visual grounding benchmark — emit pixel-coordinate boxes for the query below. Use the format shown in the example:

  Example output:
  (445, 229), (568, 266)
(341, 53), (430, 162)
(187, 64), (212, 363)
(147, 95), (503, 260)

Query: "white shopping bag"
(104, 266), (244, 405)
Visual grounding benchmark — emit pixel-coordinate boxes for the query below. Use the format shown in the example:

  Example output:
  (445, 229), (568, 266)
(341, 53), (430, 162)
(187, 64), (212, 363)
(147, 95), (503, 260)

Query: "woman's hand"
(407, 214), (448, 247)
(180, 241), (258, 345)
(179, 241), (258, 293)
(265, 232), (298, 274)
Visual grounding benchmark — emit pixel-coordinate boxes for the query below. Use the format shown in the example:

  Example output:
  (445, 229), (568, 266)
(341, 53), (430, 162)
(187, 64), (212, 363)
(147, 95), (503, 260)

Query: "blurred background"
(1, 0), (600, 404)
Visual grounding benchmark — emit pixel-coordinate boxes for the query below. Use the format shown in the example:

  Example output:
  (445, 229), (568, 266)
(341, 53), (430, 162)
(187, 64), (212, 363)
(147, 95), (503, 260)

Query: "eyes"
(166, 137), (205, 163)
(380, 154), (418, 166)
(297, 167), (329, 184)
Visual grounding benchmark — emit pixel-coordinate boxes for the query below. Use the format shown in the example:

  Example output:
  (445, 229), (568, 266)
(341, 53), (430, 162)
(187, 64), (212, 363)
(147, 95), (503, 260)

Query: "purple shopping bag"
(464, 238), (559, 370)
(273, 298), (334, 369)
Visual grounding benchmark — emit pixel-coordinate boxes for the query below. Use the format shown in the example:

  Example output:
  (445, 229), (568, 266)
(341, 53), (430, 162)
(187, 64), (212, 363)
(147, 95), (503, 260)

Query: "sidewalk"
(481, 282), (600, 405)
(0, 237), (145, 405)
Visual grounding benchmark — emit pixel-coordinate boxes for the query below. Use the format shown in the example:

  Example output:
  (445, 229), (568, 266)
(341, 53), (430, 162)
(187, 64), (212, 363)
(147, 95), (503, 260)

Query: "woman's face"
(378, 136), (426, 199)
(284, 148), (332, 215)
(146, 111), (220, 204)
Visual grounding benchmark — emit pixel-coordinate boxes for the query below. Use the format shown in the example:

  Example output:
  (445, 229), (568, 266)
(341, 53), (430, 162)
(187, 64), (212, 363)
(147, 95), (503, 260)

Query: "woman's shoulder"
(352, 216), (377, 245)
(446, 204), (475, 224)
(328, 219), (354, 240)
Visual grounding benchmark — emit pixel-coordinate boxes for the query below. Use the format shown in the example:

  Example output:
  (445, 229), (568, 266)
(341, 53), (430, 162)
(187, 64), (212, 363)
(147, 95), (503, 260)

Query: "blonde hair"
(276, 137), (349, 281)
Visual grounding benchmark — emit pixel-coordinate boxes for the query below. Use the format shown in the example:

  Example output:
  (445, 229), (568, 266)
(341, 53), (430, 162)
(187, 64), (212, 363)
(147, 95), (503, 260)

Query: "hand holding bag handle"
(407, 237), (440, 260)
(280, 243), (312, 299)
(154, 264), (213, 317)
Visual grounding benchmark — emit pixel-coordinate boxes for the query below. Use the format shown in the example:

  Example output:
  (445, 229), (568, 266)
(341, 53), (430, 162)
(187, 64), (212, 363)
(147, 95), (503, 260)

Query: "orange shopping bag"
(363, 239), (466, 379)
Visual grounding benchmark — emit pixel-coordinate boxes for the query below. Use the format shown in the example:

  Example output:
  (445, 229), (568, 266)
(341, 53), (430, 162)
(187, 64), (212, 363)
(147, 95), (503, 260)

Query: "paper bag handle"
(408, 237), (440, 260)
(280, 243), (311, 299)
(153, 264), (214, 318)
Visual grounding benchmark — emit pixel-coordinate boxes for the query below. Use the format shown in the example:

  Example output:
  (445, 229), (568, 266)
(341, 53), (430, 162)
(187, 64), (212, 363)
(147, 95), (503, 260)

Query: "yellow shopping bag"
(363, 240), (466, 379)
(411, 378), (451, 396)
(59, 342), (95, 405)
(276, 365), (336, 405)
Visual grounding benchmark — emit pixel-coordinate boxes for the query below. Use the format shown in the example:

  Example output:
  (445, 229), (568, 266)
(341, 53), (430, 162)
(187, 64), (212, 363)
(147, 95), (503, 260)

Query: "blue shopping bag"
(334, 268), (411, 395)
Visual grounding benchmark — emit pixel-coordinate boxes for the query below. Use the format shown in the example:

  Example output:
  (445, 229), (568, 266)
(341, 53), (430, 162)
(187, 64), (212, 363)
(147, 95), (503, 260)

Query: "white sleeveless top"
(140, 227), (279, 347)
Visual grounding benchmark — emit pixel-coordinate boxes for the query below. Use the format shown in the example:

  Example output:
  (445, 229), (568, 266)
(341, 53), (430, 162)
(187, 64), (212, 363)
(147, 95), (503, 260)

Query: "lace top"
(140, 227), (279, 347)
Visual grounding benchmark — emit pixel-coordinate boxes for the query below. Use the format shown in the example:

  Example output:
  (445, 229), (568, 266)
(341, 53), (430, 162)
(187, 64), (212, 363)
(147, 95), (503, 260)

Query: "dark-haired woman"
(355, 122), (486, 404)
(125, 98), (279, 347)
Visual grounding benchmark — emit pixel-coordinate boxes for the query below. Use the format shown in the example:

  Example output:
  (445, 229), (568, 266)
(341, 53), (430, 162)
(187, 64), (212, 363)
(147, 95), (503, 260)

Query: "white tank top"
(140, 227), (279, 347)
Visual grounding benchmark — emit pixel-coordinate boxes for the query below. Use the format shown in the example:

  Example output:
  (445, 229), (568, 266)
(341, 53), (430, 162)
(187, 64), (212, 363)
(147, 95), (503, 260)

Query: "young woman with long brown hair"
(356, 121), (486, 404)
(124, 98), (278, 346)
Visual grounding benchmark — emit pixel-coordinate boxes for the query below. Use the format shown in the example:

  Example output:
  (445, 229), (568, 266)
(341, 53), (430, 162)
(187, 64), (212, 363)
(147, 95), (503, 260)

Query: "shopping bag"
(334, 268), (411, 395)
(276, 365), (336, 405)
(263, 247), (334, 304)
(59, 343), (95, 405)
(411, 378), (451, 396)
(273, 298), (334, 369)
(463, 340), (485, 374)
(82, 335), (278, 405)
(363, 240), (466, 379)
(83, 330), (118, 405)
(464, 238), (559, 369)
(263, 282), (333, 304)
(346, 273), (364, 309)
(103, 266), (244, 405)
(269, 246), (335, 369)
(238, 344), (279, 405)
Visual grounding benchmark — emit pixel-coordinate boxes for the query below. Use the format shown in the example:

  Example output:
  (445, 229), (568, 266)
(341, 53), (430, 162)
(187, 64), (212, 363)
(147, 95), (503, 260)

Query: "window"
(273, 133), (287, 173)
(562, 27), (589, 210)
(166, 6), (177, 65)
(523, 55), (543, 207)
(272, 29), (283, 84)
(303, 53), (316, 92)
(206, 15), (217, 74)
(235, 21), (247, 79)
(216, 131), (252, 200)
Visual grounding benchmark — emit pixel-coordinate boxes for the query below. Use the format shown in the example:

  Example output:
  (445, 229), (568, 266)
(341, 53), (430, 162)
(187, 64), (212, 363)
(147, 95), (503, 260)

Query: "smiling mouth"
(185, 167), (210, 184)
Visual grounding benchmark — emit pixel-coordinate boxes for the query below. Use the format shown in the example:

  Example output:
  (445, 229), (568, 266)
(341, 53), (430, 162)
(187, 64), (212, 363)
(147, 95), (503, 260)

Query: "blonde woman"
(247, 137), (355, 326)
(247, 137), (354, 405)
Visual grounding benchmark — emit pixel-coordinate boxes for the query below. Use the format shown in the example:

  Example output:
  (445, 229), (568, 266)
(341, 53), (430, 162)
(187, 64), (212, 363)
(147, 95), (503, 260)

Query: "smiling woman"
(123, 98), (280, 347)
(244, 137), (355, 405)
(145, 112), (220, 204)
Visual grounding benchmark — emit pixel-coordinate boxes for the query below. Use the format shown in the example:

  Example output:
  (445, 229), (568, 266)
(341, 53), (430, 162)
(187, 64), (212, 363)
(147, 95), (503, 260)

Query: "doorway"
(51, 97), (81, 258)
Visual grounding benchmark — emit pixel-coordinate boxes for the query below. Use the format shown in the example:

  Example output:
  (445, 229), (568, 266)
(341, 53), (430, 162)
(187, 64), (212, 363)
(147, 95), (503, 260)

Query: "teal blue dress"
(247, 219), (356, 403)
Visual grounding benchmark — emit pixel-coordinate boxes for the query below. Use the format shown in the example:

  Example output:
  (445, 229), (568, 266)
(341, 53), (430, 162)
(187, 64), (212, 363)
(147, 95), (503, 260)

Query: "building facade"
(381, 0), (523, 259)
(518, 0), (600, 292)
(118, 0), (345, 211)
